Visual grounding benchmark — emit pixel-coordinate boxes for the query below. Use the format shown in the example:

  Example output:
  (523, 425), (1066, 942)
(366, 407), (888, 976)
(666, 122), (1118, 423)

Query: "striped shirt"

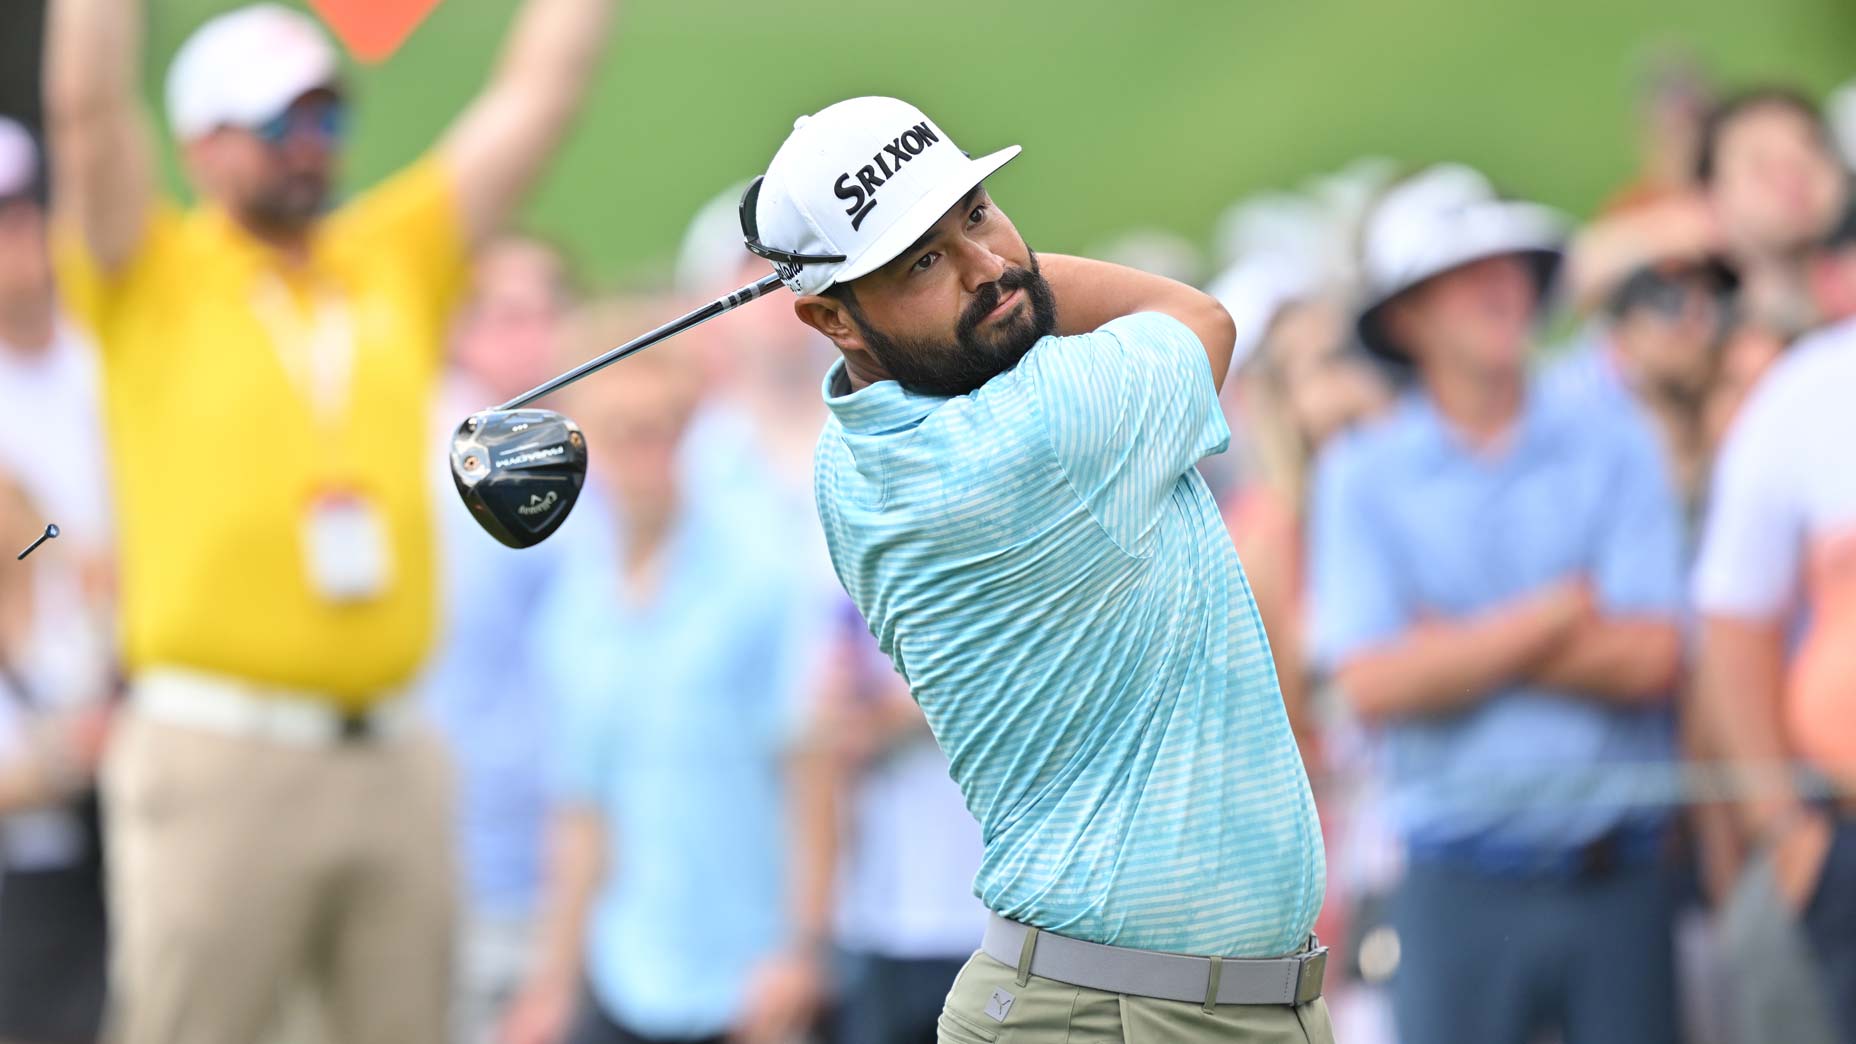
(814, 312), (1323, 957)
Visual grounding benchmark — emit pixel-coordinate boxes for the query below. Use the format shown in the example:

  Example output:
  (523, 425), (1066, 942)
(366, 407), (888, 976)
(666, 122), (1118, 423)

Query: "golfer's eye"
(911, 252), (940, 273)
(968, 205), (988, 226)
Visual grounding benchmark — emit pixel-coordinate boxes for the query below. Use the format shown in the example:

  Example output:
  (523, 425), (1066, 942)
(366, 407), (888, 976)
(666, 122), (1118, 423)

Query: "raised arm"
(1037, 253), (1238, 390)
(440, 0), (617, 250)
(43, 0), (157, 272)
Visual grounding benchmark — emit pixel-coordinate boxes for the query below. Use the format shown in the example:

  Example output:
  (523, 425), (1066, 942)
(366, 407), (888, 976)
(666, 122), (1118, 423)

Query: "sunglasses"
(254, 99), (347, 148)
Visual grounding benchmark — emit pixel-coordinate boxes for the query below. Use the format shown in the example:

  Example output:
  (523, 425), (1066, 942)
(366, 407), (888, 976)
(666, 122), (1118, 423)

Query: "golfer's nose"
(954, 239), (1008, 294)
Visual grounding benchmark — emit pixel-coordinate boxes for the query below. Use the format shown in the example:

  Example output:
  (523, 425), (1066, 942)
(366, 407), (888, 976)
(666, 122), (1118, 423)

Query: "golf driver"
(450, 177), (847, 548)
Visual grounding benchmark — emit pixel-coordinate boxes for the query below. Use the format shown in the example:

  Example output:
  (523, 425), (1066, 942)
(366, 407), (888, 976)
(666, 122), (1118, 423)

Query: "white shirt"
(1693, 318), (1856, 619)
(0, 326), (111, 547)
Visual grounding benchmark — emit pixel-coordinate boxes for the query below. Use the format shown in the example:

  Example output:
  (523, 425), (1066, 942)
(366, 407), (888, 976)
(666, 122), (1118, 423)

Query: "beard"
(848, 251), (1058, 397)
(243, 170), (330, 236)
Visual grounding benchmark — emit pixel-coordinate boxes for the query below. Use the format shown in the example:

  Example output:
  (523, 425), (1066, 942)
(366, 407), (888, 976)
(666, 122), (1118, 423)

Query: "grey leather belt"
(981, 914), (1327, 1006)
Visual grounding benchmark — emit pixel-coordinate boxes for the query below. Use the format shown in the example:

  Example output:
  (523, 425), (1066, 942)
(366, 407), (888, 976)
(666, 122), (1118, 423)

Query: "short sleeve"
(52, 203), (185, 350)
(1022, 312), (1229, 551)
(1306, 436), (1412, 672)
(1693, 380), (1804, 619)
(328, 155), (471, 347)
(1590, 413), (1686, 616)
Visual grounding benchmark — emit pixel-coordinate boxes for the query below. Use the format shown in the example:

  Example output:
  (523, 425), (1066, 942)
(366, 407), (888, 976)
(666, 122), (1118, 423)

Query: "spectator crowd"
(0, 5), (1851, 1043)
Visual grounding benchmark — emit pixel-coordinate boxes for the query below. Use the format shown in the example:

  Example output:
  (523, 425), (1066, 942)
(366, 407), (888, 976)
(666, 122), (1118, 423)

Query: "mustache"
(957, 266), (1040, 334)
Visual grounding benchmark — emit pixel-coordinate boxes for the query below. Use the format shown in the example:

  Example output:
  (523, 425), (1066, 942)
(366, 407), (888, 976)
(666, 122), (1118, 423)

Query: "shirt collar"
(820, 357), (948, 434)
(1405, 382), (1557, 465)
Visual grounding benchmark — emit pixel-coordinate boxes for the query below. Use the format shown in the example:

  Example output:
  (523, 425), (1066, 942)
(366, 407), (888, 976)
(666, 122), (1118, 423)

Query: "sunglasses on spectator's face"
(254, 98), (346, 148)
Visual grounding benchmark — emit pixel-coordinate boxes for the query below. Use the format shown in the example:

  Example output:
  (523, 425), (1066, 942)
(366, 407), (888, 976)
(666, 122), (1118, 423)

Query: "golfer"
(745, 97), (1330, 1041)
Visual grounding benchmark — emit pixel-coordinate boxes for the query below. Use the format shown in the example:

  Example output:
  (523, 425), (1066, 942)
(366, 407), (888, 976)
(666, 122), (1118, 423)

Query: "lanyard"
(250, 273), (357, 430)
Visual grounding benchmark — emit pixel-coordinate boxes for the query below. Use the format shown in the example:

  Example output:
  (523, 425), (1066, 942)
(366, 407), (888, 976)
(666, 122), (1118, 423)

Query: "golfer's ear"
(794, 295), (864, 353)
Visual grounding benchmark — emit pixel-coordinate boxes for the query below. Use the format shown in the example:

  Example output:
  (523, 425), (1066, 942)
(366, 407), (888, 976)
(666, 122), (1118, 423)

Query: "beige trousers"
(101, 712), (456, 1044)
(938, 952), (1335, 1044)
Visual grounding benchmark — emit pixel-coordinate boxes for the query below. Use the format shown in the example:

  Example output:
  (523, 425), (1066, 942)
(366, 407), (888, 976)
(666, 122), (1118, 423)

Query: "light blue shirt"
(534, 468), (830, 1037)
(814, 312), (1323, 958)
(421, 380), (567, 918)
(1308, 387), (1684, 853)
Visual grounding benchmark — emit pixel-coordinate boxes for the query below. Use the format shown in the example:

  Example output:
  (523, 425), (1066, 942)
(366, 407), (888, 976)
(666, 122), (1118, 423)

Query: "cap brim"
(1356, 203), (1565, 364)
(830, 145), (1022, 287)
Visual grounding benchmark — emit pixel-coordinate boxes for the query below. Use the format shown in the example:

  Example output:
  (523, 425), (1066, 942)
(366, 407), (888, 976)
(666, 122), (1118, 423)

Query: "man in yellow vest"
(43, 2), (616, 1041)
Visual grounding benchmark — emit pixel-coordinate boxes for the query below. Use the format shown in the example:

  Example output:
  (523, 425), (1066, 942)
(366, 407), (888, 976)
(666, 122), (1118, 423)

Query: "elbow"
(1199, 294), (1238, 368)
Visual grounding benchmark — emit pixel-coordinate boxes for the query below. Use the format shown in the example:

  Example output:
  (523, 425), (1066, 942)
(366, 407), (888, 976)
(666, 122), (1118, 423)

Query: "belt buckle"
(1293, 945), (1328, 1005)
(337, 712), (372, 743)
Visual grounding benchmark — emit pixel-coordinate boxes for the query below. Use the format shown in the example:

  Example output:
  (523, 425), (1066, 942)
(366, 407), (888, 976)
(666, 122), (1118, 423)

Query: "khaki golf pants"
(937, 952), (1335, 1044)
(102, 712), (456, 1044)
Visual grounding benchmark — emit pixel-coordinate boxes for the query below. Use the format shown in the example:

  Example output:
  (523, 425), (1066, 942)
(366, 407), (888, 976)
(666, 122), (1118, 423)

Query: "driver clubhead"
(450, 409), (587, 549)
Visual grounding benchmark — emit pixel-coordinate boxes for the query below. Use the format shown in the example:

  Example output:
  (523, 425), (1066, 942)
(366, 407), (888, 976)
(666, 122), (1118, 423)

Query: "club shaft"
(496, 273), (786, 411)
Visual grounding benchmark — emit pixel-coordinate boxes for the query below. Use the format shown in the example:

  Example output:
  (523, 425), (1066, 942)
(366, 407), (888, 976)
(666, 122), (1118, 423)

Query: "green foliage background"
(146, 0), (1856, 282)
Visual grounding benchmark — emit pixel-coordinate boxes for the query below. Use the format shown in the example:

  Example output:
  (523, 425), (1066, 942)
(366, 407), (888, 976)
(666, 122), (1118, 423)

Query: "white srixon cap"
(746, 97), (1020, 295)
(0, 116), (36, 198)
(165, 3), (340, 142)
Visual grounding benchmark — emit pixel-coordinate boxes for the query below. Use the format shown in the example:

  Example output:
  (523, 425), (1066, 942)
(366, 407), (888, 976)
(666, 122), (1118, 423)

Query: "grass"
(142, 0), (1856, 284)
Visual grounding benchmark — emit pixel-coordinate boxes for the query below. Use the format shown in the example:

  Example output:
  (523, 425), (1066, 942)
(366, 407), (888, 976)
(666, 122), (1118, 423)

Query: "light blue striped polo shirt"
(814, 311), (1324, 957)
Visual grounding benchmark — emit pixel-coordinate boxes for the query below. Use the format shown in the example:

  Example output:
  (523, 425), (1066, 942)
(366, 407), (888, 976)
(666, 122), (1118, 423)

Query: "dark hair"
(1695, 87), (1829, 184)
(1822, 198), (1856, 252)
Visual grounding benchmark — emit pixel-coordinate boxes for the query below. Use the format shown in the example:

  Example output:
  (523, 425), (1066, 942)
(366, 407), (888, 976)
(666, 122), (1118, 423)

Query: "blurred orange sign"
(306, 0), (443, 63)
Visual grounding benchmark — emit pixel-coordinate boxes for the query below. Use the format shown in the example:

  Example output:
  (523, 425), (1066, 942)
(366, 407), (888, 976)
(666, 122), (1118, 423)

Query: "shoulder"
(1736, 319), (1856, 428)
(1017, 312), (1205, 386)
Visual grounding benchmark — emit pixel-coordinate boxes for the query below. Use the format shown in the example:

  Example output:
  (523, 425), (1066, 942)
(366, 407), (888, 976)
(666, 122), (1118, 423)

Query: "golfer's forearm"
(1336, 604), (1563, 721)
(442, 0), (616, 247)
(1694, 617), (1799, 837)
(1038, 253), (1237, 389)
(1527, 617), (1681, 703)
(44, 0), (154, 269)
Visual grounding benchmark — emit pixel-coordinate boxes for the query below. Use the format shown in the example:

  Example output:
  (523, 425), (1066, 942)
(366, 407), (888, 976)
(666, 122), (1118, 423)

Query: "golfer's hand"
(732, 950), (824, 1044)
(499, 977), (574, 1044)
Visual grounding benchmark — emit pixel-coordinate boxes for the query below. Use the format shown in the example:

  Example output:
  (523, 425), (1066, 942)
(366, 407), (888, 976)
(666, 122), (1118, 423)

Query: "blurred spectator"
(0, 116), (108, 553)
(426, 237), (576, 1044)
(675, 185), (837, 505)
(0, 470), (112, 1044)
(43, 0), (614, 1040)
(1211, 242), (1394, 1043)
(815, 606), (986, 1044)
(1311, 165), (1686, 1044)
(1692, 312), (1856, 1043)
(1548, 257), (1738, 528)
(1695, 87), (1847, 340)
(0, 114), (113, 1044)
(504, 306), (836, 1044)
(1604, 47), (1715, 214)
(1211, 261), (1389, 755)
(1805, 199), (1856, 324)
(676, 191), (986, 1043)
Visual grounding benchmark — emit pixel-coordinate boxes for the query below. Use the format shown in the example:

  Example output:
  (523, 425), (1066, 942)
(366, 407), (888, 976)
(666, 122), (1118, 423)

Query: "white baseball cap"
(0, 117), (37, 199)
(1355, 164), (1565, 361)
(743, 96), (1020, 295)
(165, 3), (340, 142)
